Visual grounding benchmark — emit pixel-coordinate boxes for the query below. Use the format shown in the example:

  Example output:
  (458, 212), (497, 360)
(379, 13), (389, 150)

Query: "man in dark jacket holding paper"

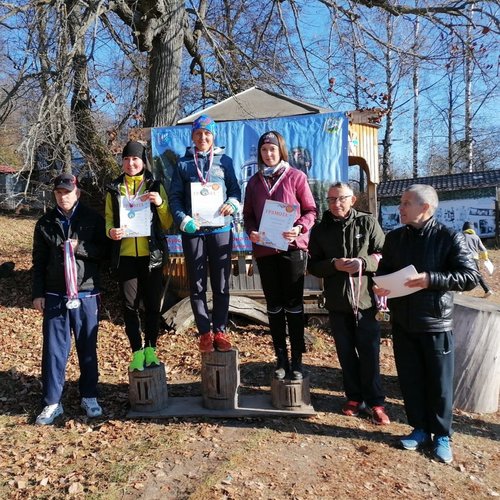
(374, 184), (479, 464)
(308, 182), (389, 425)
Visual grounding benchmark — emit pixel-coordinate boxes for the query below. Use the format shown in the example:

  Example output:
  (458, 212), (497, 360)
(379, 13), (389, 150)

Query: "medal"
(66, 298), (81, 309)
(375, 310), (390, 322)
(128, 210), (136, 219)
(200, 188), (209, 196)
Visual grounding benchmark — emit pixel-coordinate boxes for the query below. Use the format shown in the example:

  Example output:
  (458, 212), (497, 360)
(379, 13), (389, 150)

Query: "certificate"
(373, 265), (424, 298)
(191, 182), (225, 227)
(258, 199), (297, 251)
(119, 195), (151, 238)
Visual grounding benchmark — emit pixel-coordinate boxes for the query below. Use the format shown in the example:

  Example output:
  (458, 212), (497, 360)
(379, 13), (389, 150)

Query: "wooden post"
(271, 374), (311, 411)
(201, 349), (239, 410)
(128, 364), (168, 412)
(453, 296), (500, 413)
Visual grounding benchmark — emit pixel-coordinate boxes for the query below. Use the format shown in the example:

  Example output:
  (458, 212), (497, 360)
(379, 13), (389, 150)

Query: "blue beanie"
(192, 114), (216, 137)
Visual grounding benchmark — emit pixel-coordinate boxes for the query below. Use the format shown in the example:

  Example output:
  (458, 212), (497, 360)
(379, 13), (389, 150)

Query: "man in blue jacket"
(32, 173), (107, 424)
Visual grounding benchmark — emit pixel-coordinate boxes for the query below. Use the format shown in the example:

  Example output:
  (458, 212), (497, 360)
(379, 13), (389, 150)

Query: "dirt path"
(0, 214), (499, 500)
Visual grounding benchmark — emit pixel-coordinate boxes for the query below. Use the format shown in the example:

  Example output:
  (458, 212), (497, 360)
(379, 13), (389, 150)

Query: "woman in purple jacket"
(243, 131), (317, 380)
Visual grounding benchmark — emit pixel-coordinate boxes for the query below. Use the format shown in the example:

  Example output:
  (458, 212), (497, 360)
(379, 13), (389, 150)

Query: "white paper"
(373, 265), (424, 298)
(257, 199), (297, 251)
(483, 259), (494, 276)
(119, 195), (151, 238)
(191, 182), (225, 227)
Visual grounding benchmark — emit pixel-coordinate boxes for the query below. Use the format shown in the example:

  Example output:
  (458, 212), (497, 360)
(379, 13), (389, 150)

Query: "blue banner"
(152, 112), (349, 253)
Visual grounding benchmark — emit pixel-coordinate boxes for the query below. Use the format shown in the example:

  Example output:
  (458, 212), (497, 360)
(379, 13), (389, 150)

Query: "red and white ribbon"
(64, 240), (79, 303)
(349, 258), (363, 322)
(193, 147), (214, 185)
(124, 177), (146, 207)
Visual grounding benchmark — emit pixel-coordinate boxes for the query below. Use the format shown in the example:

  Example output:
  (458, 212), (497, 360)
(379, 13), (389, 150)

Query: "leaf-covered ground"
(0, 213), (499, 499)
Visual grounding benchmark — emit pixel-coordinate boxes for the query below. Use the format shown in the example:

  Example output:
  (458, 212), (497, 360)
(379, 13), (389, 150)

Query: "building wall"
(379, 187), (497, 238)
(0, 174), (26, 210)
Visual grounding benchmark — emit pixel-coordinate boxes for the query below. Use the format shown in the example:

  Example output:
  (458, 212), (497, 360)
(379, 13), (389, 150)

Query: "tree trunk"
(68, 2), (120, 186)
(144, 3), (184, 127)
(381, 15), (394, 182)
(464, 5), (474, 172)
(412, 17), (420, 179)
(447, 79), (454, 174)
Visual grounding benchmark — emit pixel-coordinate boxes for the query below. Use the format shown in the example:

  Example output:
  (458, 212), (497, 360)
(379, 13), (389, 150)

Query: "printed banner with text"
(152, 112), (349, 253)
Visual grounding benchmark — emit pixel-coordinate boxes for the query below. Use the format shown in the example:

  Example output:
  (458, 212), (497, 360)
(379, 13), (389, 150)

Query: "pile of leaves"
(0, 214), (499, 499)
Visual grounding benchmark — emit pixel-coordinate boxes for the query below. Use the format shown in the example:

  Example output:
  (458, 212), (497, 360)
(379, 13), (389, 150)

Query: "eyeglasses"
(326, 195), (352, 204)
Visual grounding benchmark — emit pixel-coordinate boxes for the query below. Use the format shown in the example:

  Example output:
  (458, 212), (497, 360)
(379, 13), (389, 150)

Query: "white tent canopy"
(177, 87), (332, 124)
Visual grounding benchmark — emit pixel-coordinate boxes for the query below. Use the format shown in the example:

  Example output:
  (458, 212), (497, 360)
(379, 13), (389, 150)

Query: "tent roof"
(177, 87), (333, 124)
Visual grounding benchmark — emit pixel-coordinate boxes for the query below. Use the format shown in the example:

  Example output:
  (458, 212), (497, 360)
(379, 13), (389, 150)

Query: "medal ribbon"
(64, 240), (79, 301)
(348, 258), (363, 322)
(193, 147), (214, 185)
(124, 177), (146, 207)
(258, 162), (289, 196)
(371, 252), (388, 311)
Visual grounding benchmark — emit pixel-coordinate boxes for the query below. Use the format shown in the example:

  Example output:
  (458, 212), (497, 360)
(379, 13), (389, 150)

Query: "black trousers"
(473, 260), (490, 293)
(392, 325), (454, 436)
(118, 256), (163, 352)
(256, 250), (307, 356)
(328, 308), (384, 407)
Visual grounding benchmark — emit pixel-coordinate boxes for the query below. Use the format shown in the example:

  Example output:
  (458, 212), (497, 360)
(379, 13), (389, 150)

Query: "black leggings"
(118, 256), (163, 351)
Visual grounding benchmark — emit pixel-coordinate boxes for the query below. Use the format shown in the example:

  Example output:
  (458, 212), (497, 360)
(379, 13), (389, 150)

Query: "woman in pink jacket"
(243, 131), (317, 380)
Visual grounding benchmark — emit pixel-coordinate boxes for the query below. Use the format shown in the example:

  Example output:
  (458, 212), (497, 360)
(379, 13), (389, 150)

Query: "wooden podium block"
(271, 374), (311, 411)
(453, 297), (500, 413)
(201, 349), (240, 410)
(128, 363), (168, 412)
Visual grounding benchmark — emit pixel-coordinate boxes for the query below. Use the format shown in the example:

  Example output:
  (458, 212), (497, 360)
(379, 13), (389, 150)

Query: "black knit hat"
(122, 141), (147, 163)
(462, 221), (473, 231)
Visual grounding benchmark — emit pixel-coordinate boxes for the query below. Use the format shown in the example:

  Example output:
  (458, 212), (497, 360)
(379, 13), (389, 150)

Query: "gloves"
(180, 216), (198, 234)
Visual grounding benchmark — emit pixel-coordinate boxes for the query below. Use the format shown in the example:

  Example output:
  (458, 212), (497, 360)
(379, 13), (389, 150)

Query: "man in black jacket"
(308, 182), (390, 425)
(375, 184), (479, 463)
(32, 174), (107, 425)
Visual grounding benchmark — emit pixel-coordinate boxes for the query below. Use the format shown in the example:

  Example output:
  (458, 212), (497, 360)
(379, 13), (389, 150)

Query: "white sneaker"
(81, 397), (103, 418)
(484, 291), (492, 298)
(36, 403), (63, 425)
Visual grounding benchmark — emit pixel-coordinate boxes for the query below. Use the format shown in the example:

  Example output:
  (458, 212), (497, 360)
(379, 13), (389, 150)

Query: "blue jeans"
(182, 230), (233, 334)
(41, 293), (100, 405)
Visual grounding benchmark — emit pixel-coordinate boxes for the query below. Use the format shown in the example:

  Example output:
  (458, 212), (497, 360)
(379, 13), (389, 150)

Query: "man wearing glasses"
(308, 182), (389, 425)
